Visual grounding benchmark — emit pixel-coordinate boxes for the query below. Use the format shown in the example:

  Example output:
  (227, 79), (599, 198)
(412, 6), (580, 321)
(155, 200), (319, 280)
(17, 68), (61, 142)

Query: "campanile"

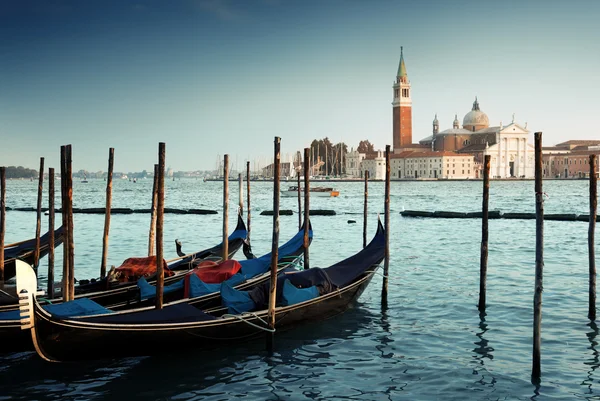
(392, 47), (412, 149)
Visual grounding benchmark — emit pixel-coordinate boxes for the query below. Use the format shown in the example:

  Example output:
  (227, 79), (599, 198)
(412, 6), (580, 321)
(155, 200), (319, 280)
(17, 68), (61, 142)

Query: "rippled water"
(0, 178), (598, 400)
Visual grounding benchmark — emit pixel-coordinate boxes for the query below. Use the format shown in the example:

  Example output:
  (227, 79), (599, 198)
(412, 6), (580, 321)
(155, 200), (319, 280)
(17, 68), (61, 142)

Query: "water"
(0, 178), (598, 400)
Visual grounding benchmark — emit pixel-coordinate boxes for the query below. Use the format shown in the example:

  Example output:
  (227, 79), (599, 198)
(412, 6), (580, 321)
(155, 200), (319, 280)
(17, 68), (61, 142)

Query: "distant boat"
(281, 186), (340, 198)
(133, 178), (137, 183)
(81, 174), (88, 183)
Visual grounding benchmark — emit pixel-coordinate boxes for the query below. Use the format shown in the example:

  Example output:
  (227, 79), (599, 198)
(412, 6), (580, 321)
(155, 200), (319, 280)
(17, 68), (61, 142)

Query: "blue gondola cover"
(282, 280), (319, 306)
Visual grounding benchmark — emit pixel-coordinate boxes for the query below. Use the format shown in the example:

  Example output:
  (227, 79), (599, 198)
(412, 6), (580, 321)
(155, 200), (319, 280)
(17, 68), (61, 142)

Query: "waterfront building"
(390, 151), (475, 179)
(542, 140), (600, 178)
(421, 99), (535, 178)
(345, 148), (367, 178)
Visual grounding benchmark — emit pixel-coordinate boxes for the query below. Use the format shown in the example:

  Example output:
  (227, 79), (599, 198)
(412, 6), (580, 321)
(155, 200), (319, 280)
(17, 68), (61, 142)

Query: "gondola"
(1, 226), (65, 281)
(0, 214), (248, 312)
(16, 220), (383, 362)
(0, 222), (311, 353)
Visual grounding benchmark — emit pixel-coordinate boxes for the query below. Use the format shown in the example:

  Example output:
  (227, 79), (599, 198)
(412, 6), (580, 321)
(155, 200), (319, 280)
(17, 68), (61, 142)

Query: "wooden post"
(363, 170), (369, 248)
(47, 168), (55, 298)
(297, 171), (301, 230)
(589, 154), (598, 320)
(100, 148), (114, 278)
(267, 136), (281, 351)
(148, 164), (158, 256)
(239, 173), (244, 216)
(34, 157), (44, 269)
(479, 155), (491, 313)
(223, 155), (229, 261)
(155, 143), (166, 309)
(246, 161), (251, 244)
(0, 167), (5, 283)
(382, 145), (390, 299)
(66, 145), (75, 300)
(303, 147), (310, 270)
(60, 146), (69, 301)
(532, 131), (544, 379)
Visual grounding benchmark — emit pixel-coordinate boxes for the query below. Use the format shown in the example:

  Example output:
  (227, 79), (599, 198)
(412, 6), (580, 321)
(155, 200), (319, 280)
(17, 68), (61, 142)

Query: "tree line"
(2, 166), (38, 179)
(301, 138), (376, 176)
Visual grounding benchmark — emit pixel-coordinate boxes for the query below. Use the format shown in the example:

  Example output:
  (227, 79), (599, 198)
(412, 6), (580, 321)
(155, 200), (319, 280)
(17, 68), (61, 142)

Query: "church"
(348, 48), (535, 179)
(419, 98), (535, 179)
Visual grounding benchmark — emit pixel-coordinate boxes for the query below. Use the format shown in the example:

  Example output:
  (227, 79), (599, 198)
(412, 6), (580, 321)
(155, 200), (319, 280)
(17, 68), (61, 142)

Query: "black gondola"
(0, 214), (248, 313)
(0, 222), (312, 353)
(16, 220), (383, 362)
(1, 226), (65, 281)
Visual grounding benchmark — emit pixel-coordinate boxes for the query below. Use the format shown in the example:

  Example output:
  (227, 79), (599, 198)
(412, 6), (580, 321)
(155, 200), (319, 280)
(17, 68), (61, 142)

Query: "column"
(497, 136), (502, 178)
(523, 138), (528, 177)
(516, 138), (521, 177)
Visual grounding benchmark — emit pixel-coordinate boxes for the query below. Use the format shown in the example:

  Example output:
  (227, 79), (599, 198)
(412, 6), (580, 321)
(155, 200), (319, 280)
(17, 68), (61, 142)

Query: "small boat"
(0, 226), (65, 282)
(16, 220), (382, 362)
(81, 174), (88, 183)
(281, 186), (340, 198)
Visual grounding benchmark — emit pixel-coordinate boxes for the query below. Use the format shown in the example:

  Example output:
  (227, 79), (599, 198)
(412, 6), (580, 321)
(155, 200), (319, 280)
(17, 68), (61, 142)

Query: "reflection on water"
(472, 313), (496, 390)
(582, 320), (600, 399)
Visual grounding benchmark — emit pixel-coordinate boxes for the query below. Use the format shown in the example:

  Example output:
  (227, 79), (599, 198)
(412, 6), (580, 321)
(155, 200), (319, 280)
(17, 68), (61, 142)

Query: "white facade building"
(345, 148), (367, 178)
(390, 151), (475, 179)
(360, 150), (386, 180)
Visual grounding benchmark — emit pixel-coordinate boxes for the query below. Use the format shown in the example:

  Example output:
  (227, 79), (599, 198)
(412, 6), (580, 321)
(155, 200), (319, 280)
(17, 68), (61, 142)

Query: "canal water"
(0, 178), (598, 400)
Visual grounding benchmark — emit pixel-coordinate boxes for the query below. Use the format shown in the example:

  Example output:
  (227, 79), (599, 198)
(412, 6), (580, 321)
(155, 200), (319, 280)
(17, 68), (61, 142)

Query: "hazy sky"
(1, 0), (598, 173)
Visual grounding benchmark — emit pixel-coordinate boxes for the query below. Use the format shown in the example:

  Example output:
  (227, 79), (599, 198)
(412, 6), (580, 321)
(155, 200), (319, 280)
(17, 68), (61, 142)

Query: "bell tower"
(392, 47), (412, 150)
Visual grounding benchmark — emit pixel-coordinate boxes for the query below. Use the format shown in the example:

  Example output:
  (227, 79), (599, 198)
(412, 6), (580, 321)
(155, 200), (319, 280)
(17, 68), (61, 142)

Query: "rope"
(222, 312), (276, 333)
(38, 298), (53, 304)
(366, 270), (402, 287)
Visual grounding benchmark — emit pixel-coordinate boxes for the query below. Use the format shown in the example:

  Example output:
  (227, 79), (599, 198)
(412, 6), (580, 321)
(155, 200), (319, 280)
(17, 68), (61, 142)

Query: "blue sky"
(1, 0), (598, 172)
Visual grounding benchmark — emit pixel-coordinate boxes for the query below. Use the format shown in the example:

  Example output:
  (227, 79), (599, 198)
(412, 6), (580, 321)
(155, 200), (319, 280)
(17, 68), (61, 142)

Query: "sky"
(1, 0), (599, 173)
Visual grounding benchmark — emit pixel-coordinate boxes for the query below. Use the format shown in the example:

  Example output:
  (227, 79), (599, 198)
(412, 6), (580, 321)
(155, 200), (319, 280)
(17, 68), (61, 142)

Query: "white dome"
(462, 98), (489, 129)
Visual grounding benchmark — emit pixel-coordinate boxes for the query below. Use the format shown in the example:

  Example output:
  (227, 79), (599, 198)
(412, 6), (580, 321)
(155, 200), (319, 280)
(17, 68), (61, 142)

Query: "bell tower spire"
(392, 46), (412, 150)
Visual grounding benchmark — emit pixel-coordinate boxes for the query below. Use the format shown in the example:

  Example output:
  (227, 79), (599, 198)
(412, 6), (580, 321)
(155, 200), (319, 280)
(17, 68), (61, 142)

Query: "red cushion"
(194, 259), (242, 284)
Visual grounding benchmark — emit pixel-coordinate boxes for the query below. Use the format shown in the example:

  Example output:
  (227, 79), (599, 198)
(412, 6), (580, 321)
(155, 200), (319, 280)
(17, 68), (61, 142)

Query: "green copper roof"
(397, 46), (407, 78)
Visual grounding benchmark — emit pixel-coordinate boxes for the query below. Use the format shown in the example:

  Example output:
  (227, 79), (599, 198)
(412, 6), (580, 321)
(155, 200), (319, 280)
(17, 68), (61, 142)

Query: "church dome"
(462, 97), (489, 131)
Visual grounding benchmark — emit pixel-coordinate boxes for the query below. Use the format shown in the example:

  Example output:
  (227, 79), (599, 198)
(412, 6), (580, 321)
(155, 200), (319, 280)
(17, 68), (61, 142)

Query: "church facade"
(345, 48), (535, 179)
(420, 98), (535, 178)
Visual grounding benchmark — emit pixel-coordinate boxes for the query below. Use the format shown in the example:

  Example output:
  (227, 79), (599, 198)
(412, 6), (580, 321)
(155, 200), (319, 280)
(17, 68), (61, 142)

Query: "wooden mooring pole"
(297, 171), (301, 230)
(303, 147), (310, 270)
(60, 146), (70, 301)
(479, 155), (491, 313)
(246, 161), (251, 244)
(100, 148), (114, 278)
(148, 164), (158, 256)
(0, 167), (5, 284)
(223, 155), (229, 261)
(34, 157), (44, 269)
(589, 154), (598, 320)
(382, 146), (390, 300)
(47, 168), (55, 298)
(363, 170), (369, 249)
(267, 137), (281, 351)
(239, 173), (244, 216)
(66, 145), (75, 300)
(532, 131), (544, 379)
(155, 143), (166, 309)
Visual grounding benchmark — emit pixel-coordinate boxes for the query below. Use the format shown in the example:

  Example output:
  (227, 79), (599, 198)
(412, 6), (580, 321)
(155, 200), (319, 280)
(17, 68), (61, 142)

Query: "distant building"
(420, 99), (535, 178)
(391, 151), (475, 179)
(262, 162), (292, 178)
(345, 148), (367, 178)
(542, 140), (600, 178)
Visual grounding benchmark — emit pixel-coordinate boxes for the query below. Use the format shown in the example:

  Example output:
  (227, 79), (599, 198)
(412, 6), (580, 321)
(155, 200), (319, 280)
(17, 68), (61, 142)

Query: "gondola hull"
(2, 224), (311, 354)
(27, 270), (375, 362)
